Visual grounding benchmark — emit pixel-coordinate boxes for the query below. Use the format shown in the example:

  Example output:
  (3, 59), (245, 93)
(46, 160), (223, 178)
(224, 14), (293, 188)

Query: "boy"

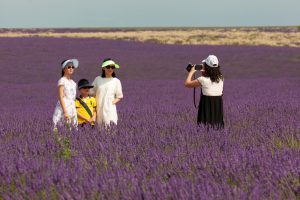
(75, 79), (97, 127)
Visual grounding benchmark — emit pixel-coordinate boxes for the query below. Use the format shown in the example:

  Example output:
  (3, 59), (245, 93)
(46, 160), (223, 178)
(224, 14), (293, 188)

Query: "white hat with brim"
(101, 60), (120, 69)
(202, 55), (219, 68)
(62, 59), (79, 69)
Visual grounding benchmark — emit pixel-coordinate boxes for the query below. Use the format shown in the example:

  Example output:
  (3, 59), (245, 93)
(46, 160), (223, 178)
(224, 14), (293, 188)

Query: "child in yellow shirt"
(75, 79), (97, 127)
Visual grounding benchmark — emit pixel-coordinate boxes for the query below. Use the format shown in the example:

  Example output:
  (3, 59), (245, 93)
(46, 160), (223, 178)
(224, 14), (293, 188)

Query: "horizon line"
(1, 25), (299, 30)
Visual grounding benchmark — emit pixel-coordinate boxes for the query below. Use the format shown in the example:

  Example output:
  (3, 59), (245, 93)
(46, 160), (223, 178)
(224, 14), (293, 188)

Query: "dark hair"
(61, 59), (67, 77)
(202, 63), (223, 83)
(101, 58), (116, 78)
(101, 70), (116, 78)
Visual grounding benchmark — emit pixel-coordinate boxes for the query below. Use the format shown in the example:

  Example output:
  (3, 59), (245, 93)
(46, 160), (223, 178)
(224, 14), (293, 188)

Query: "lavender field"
(0, 37), (299, 199)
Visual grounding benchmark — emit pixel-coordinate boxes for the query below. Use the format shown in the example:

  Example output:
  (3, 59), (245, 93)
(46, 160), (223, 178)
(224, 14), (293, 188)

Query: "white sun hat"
(61, 59), (79, 69)
(202, 55), (219, 68)
(101, 59), (120, 68)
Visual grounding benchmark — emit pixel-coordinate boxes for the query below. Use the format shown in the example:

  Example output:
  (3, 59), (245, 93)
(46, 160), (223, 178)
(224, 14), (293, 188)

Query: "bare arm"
(58, 85), (69, 120)
(91, 108), (97, 122)
(184, 66), (201, 88)
(112, 98), (121, 105)
(113, 80), (123, 105)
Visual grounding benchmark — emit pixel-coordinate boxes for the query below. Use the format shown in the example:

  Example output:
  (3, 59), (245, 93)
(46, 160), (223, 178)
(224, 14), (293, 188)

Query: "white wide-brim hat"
(202, 55), (219, 68)
(61, 59), (79, 69)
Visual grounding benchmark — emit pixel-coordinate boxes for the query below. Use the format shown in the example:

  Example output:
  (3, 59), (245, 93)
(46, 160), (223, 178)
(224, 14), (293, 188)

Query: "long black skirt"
(197, 92), (224, 128)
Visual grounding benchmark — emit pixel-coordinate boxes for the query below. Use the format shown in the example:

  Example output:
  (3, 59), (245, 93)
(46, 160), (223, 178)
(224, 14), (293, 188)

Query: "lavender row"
(0, 78), (299, 199)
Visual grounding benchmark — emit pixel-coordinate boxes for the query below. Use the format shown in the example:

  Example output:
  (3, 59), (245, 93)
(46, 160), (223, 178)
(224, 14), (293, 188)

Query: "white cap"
(61, 59), (79, 69)
(202, 55), (219, 68)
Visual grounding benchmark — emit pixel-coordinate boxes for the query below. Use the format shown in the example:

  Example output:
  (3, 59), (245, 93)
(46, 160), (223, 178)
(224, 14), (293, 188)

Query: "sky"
(0, 0), (299, 28)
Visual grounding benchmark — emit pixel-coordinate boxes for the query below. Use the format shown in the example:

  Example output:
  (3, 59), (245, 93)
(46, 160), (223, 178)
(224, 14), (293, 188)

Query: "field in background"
(0, 33), (299, 199)
(0, 27), (300, 47)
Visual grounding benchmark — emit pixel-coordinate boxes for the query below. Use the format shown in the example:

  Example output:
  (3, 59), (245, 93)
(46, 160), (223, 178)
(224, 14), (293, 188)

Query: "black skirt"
(197, 91), (224, 128)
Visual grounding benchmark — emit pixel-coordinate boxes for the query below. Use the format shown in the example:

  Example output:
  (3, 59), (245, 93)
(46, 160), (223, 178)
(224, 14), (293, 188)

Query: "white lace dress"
(52, 77), (78, 129)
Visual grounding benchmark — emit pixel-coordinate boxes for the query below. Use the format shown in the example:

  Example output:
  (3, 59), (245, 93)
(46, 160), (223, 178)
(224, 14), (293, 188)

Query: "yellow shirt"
(75, 96), (97, 125)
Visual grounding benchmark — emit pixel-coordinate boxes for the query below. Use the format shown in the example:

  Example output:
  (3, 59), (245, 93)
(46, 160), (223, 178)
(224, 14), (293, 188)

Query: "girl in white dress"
(90, 58), (123, 128)
(53, 59), (79, 130)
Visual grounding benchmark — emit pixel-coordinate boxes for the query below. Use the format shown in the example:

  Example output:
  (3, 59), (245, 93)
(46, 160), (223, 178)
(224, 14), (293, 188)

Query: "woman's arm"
(184, 66), (201, 88)
(58, 85), (69, 120)
(113, 80), (123, 105)
(112, 98), (121, 105)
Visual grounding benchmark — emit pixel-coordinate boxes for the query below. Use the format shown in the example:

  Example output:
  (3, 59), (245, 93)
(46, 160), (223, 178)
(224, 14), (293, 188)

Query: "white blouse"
(197, 76), (224, 96)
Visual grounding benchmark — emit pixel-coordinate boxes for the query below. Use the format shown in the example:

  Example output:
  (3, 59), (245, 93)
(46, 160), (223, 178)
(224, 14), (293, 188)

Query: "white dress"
(90, 77), (123, 127)
(52, 77), (78, 129)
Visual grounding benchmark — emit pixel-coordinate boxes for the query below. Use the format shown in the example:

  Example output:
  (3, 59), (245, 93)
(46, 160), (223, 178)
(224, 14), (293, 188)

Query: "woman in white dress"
(90, 58), (123, 128)
(52, 59), (79, 130)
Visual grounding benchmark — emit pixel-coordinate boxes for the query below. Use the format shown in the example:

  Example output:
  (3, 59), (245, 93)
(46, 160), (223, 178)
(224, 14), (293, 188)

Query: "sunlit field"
(0, 28), (299, 199)
(1, 27), (300, 47)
